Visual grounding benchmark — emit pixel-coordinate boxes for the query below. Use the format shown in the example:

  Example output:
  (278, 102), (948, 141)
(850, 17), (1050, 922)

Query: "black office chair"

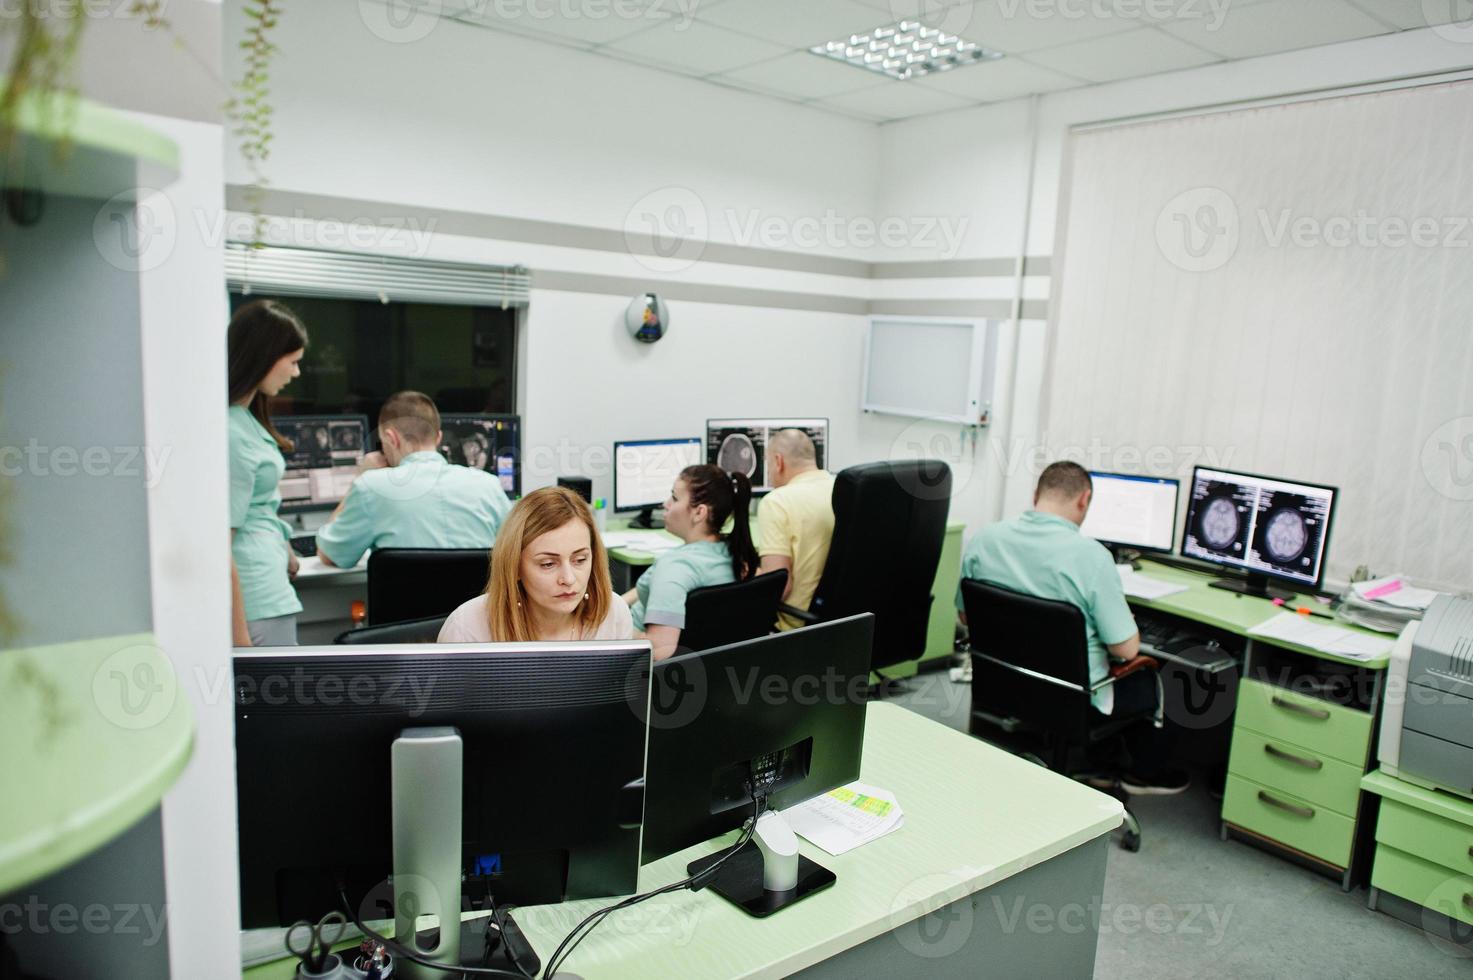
(960, 578), (1159, 852)
(782, 460), (951, 672)
(676, 569), (788, 655)
(366, 548), (490, 626)
(335, 615), (448, 645)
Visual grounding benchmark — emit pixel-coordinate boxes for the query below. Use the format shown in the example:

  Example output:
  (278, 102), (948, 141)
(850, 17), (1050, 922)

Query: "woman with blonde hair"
(439, 486), (633, 642)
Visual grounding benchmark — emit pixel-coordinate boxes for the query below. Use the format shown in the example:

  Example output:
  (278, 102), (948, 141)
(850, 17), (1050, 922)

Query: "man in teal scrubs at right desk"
(958, 461), (1188, 795)
(316, 391), (512, 567)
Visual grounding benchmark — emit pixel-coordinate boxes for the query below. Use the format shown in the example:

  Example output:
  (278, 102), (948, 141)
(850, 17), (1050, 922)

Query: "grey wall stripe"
(230, 187), (1052, 283)
(531, 271), (870, 316)
(868, 299), (1051, 320)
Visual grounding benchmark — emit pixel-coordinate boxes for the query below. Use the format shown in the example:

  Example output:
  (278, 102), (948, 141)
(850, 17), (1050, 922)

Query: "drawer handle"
(1257, 790), (1315, 819)
(1465, 894), (1473, 914)
(1270, 695), (1330, 721)
(1264, 743), (1323, 770)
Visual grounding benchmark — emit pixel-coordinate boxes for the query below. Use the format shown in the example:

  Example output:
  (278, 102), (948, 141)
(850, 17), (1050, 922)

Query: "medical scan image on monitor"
(1185, 478), (1254, 559)
(439, 414), (521, 497)
(705, 418), (828, 492)
(273, 415), (369, 513)
(1182, 467), (1336, 594)
(1251, 489), (1330, 577)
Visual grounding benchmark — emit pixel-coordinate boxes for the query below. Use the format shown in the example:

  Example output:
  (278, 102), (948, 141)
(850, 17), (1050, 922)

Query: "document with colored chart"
(785, 781), (904, 856)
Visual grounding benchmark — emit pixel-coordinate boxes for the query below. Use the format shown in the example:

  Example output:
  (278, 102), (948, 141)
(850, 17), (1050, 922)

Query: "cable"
(336, 882), (531, 980)
(541, 792), (763, 979)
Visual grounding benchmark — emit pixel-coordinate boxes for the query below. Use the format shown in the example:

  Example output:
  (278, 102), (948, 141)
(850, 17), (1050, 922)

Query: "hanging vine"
(226, 0), (282, 247)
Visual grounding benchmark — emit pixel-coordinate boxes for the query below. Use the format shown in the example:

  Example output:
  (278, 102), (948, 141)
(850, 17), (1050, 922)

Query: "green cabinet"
(1363, 769), (1473, 936)
(1221, 774), (1356, 867)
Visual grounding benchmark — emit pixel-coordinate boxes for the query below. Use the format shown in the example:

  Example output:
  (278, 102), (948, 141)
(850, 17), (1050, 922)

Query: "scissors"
(286, 910), (346, 974)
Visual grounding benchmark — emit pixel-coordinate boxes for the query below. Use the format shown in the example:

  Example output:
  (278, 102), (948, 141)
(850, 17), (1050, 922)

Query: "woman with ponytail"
(622, 464), (759, 660)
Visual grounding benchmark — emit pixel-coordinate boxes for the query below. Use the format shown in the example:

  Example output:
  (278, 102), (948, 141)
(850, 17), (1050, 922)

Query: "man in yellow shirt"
(757, 429), (836, 630)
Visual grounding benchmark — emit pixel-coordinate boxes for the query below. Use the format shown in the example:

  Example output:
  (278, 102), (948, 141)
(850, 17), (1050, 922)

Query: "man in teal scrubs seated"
(316, 391), (512, 567)
(958, 461), (1187, 794)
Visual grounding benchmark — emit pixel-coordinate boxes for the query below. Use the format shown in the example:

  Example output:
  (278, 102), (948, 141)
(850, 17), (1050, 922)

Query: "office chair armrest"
(778, 603), (820, 625)
(1107, 655), (1159, 680)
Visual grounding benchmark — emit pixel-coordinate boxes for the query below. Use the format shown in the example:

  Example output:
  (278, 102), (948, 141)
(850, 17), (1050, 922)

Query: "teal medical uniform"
(229, 405), (302, 622)
(315, 451), (512, 568)
(957, 510), (1137, 713)
(630, 539), (736, 632)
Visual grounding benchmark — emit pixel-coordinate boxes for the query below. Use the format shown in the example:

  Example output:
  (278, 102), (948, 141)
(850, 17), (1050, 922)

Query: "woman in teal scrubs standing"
(228, 300), (308, 646)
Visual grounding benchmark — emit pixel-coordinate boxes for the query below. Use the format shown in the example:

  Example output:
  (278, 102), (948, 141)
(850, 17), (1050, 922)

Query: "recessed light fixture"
(810, 21), (1003, 81)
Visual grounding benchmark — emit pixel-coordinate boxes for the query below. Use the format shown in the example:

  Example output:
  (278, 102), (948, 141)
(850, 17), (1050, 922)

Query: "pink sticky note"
(1362, 580), (1404, 600)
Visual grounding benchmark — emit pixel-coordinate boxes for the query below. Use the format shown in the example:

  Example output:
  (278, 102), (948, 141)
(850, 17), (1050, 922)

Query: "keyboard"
(290, 535), (317, 559)
(1136, 613), (1238, 672)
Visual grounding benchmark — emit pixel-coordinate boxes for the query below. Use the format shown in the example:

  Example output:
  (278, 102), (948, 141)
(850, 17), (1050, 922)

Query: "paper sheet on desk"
(1116, 565), (1189, 600)
(1247, 612), (1392, 661)
(785, 781), (904, 856)
(1351, 575), (1440, 611)
(601, 532), (679, 553)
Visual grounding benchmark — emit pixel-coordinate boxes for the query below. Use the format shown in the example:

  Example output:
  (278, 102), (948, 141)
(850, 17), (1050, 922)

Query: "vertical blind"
(224, 243), (531, 308)
(1044, 79), (1473, 592)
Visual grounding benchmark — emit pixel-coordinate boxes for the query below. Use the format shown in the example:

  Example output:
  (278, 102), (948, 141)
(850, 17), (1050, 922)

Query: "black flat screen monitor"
(272, 414), (369, 513)
(439, 413), (521, 498)
(641, 613), (873, 865)
(1181, 466), (1337, 598)
(705, 418), (828, 493)
(233, 642), (649, 929)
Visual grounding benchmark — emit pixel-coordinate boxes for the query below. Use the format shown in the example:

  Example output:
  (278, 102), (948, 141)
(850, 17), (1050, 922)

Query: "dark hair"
(379, 390), (441, 446)
(227, 300), (308, 452)
(1035, 460), (1092, 499)
(680, 464), (758, 581)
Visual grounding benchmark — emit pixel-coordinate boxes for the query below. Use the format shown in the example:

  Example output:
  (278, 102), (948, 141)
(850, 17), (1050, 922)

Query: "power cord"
(336, 880), (530, 980)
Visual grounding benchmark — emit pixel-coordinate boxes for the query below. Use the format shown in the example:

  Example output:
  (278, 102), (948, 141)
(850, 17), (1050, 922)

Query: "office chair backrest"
(808, 460), (951, 670)
(961, 578), (1095, 739)
(678, 569), (787, 655)
(335, 615), (448, 645)
(366, 548), (491, 626)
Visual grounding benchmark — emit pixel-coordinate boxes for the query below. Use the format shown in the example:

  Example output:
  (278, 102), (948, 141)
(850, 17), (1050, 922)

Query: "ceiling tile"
(943, 0), (1145, 54)
(912, 55), (1080, 100)
(715, 51), (892, 99)
(1158, 0), (1393, 58)
(603, 19), (791, 74)
(450, 0), (664, 46)
(817, 79), (976, 119)
(1025, 26), (1219, 83)
(696, 0), (893, 48)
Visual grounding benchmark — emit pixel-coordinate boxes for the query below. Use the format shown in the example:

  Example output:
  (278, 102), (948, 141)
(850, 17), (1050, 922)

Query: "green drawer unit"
(1228, 726), (1364, 818)
(1235, 678), (1373, 767)
(1377, 799), (1473, 878)
(1222, 774), (1355, 868)
(1371, 846), (1473, 928)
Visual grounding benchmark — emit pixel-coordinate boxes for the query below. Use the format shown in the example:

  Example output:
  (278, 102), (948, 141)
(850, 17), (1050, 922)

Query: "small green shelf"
(0, 82), (179, 201)
(0, 632), (194, 894)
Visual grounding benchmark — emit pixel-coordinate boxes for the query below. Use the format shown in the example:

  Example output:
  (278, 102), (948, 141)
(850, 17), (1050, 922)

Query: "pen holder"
(343, 949), (395, 980)
(295, 953), (346, 979)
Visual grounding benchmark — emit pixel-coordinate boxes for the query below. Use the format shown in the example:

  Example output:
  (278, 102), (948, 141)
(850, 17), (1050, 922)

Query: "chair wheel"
(1119, 830), (1141, 852)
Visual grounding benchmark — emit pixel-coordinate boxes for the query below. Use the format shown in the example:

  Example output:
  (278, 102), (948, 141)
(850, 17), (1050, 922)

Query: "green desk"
(605, 520), (967, 670)
(244, 703), (1122, 979)
(1127, 559), (1391, 887)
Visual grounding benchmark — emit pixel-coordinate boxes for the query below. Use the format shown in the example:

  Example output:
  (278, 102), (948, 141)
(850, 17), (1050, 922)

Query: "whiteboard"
(862, 317), (996, 425)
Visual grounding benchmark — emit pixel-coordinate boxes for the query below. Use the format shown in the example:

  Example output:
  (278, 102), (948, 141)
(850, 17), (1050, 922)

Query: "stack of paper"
(1116, 565), (1189, 600)
(784, 781), (903, 856)
(1351, 575), (1440, 611)
(1246, 612), (1393, 661)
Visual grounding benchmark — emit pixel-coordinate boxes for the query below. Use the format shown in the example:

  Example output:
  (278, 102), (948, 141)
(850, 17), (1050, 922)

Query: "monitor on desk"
(233, 641), (649, 972)
(439, 413), (520, 498)
(1181, 466), (1337, 599)
(613, 437), (703, 528)
(272, 414), (370, 514)
(705, 417), (828, 493)
(1080, 472), (1179, 556)
(642, 614), (873, 916)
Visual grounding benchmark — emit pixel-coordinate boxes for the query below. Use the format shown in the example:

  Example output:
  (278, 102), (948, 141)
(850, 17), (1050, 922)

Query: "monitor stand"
(392, 728), (542, 979)
(685, 810), (835, 918)
(1207, 572), (1295, 602)
(628, 505), (665, 530)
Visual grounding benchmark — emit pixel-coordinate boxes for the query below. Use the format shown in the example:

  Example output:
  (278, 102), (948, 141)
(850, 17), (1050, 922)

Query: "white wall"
(880, 27), (1473, 538)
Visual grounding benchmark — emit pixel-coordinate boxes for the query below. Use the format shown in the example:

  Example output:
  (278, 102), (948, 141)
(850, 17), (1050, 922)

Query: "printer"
(1378, 595), (1473, 800)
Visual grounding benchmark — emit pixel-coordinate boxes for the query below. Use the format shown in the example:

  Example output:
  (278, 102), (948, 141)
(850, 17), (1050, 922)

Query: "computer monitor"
(272, 414), (369, 514)
(705, 418), (829, 493)
(1080, 472), (1180, 558)
(233, 641), (650, 972)
(642, 614), (873, 916)
(613, 437), (703, 528)
(1181, 466), (1337, 599)
(439, 413), (521, 498)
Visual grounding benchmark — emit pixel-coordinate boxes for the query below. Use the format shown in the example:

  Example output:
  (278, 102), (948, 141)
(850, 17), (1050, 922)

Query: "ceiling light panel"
(810, 20), (1003, 81)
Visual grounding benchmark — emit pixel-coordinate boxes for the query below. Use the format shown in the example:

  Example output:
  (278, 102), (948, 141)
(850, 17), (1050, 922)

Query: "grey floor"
(887, 668), (1473, 979)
